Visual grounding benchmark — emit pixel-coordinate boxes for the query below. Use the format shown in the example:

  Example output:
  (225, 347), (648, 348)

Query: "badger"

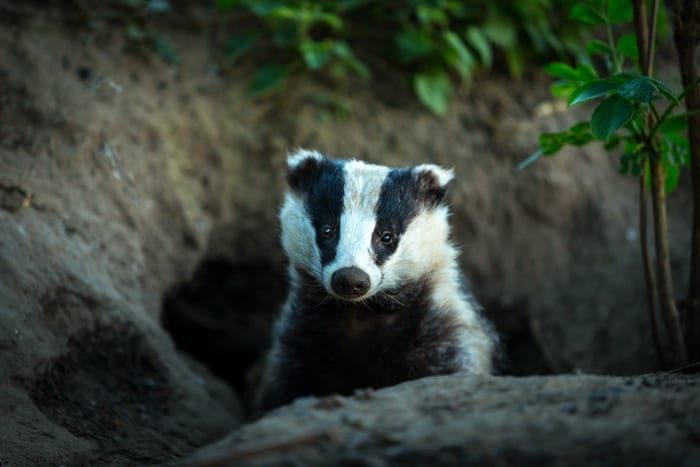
(256, 149), (496, 412)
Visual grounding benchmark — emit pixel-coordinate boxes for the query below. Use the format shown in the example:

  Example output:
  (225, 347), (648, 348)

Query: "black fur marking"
(288, 156), (346, 266)
(286, 156), (321, 192)
(373, 166), (449, 266)
(374, 168), (418, 265)
(257, 269), (464, 412)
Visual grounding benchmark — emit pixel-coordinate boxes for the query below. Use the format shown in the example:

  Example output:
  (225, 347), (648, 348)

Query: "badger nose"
(331, 267), (371, 298)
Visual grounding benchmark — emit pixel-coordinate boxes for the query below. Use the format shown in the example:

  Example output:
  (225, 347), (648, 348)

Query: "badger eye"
(379, 230), (395, 246)
(320, 224), (335, 239)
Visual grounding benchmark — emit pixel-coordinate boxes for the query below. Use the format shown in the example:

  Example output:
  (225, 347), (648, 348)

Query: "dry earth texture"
(0, 6), (696, 467)
(179, 372), (700, 467)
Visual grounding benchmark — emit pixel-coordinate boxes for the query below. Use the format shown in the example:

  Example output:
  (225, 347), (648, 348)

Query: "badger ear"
(413, 164), (455, 206)
(286, 149), (325, 192)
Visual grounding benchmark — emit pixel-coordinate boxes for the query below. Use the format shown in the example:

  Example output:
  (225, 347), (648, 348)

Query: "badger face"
(280, 150), (455, 302)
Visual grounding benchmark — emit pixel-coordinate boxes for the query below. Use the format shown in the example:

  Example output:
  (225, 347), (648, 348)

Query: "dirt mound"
(179, 371), (700, 467)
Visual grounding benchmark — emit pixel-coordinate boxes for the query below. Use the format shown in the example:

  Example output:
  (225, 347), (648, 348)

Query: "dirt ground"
(0, 4), (696, 466)
(180, 370), (700, 467)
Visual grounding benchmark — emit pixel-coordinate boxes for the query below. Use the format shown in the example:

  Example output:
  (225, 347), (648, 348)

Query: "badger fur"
(256, 150), (496, 412)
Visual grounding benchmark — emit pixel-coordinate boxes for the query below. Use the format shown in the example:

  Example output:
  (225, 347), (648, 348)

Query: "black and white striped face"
(280, 150), (455, 301)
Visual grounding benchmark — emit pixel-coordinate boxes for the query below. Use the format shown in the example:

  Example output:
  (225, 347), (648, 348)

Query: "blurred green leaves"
(526, 0), (693, 194)
(217, 0), (588, 115)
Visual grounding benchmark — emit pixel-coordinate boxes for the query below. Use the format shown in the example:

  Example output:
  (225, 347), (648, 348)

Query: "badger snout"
(331, 267), (371, 299)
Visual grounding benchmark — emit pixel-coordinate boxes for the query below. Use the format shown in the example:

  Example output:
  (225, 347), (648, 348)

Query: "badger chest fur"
(256, 150), (496, 412)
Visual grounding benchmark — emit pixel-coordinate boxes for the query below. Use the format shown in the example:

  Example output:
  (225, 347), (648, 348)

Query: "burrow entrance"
(161, 258), (287, 407)
(161, 258), (551, 411)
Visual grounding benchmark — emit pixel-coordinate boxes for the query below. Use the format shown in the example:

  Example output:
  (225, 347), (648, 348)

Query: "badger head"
(280, 149), (455, 302)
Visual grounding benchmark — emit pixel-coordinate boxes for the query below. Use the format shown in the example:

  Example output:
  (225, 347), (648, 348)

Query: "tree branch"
(633, 0), (688, 367)
(671, 0), (700, 362)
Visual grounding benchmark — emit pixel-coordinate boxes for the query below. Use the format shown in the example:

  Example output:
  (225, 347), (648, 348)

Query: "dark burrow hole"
(161, 258), (286, 409)
(161, 259), (552, 413)
(482, 300), (552, 376)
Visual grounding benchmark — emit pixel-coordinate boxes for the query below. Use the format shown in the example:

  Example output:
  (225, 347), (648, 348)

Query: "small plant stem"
(640, 176), (666, 366)
(632, 0), (650, 74)
(633, 0), (688, 367)
(649, 150), (689, 366)
(671, 0), (700, 362)
(647, 0), (659, 74)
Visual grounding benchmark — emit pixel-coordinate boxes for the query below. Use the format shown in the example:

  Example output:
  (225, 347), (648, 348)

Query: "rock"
(178, 372), (700, 467)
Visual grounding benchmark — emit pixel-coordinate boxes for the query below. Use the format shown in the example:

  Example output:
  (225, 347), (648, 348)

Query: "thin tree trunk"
(633, 0), (688, 367)
(640, 178), (666, 366)
(649, 154), (689, 366)
(671, 0), (700, 362)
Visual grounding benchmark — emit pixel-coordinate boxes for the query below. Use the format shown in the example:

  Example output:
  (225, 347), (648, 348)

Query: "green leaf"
(316, 12), (343, 30)
(249, 2), (289, 15)
(336, 0), (371, 12)
(591, 94), (636, 140)
(568, 77), (626, 106)
(394, 29), (435, 64)
(576, 63), (598, 81)
(586, 39), (612, 55)
(620, 151), (644, 176)
(413, 70), (452, 116)
(658, 114), (688, 134)
(126, 23), (147, 41)
(246, 64), (288, 96)
(617, 34), (639, 61)
(442, 31), (474, 79)
(300, 40), (333, 70)
(618, 76), (659, 103)
(151, 34), (179, 65)
(665, 164), (680, 192)
(565, 122), (594, 146)
(417, 5), (448, 25)
(619, 152), (631, 174)
(215, 0), (235, 10)
(224, 32), (259, 61)
(544, 61), (580, 80)
(263, 5), (297, 20)
(550, 81), (580, 99)
(620, 147), (645, 176)
(604, 134), (622, 150)
(652, 79), (679, 105)
(539, 132), (567, 155)
(482, 11), (516, 48)
(608, 0), (634, 23)
(506, 49), (524, 79)
(570, 4), (605, 24)
(146, 0), (170, 13)
(337, 0), (371, 11)
(466, 27), (492, 68)
(333, 42), (370, 79)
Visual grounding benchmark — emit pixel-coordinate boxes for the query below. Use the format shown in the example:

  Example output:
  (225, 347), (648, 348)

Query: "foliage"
(522, 0), (696, 195)
(121, 0), (181, 65)
(525, 0), (700, 369)
(214, 0), (586, 115)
